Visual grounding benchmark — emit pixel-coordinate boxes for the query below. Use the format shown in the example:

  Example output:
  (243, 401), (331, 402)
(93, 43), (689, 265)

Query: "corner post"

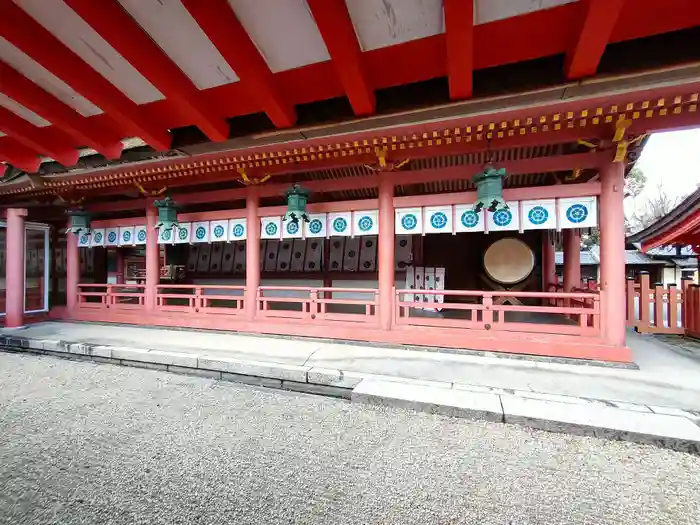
(563, 229), (581, 292)
(541, 230), (555, 290)
(5, 208), (27, 328)
(145, 205), (159, 311)
(599, 161), (626, 346)
(66, 220), (80, 312)
(378, 174), (395, 330)
(245, 185), (260, 320)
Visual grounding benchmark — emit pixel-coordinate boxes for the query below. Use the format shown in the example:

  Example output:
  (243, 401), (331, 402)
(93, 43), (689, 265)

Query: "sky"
(627, 128), (700, 216)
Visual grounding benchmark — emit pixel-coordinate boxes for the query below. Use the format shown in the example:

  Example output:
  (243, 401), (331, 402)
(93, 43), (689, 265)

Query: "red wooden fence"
(625, 272), (688, 335)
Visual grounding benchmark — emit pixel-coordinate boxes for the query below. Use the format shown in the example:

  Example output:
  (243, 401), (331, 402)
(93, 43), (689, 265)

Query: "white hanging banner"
(105, 228), (119, 246)
(158, 227), (175, 244)
(210, 220), (229, 242)
(353, 209), (379, 236)
(229, 218), (246, 241)
(395, 208), (422, 235)
(134, 225), (148, 245)
(78, 232), (91, 248)
(90, 229), (105, 247)
(118, 226), (134, 246)
(521, 199), (556, 230)
(175, 223), (191, 244)
(559, 197), (598, 229)
(487, 201), (520, 232)
(328, 212), (352, 237)
(454, 206), (484, 233)
(304, 213), (326, 238)
(282, 218), (303, 239)
(423, 206), (453, 234)
(260, 216), (282, 239)
(192, 222), (210, 243)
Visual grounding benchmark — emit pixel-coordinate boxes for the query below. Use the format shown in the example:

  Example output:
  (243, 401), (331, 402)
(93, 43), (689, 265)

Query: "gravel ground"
(1, 352), (699, 525)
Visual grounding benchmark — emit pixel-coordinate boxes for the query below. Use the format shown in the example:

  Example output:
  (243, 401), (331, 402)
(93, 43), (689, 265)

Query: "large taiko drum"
(483, 238), (535, 285)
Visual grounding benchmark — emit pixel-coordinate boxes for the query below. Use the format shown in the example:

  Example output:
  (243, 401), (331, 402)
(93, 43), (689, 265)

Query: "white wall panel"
(395, 207), (422, 235)
(261, 217), (282, 239)
(134, 225), (148, 245)
(521, 199), (556, 230)
(192, 221), (210, 243)
(227, 0), (330, 72)
(18, 0), (164, 104)
(304, 213), (327, 238)
(558, 197), (598, 229)
(353, 209), (379, 236)
(487, 202), (520, 232)
(346, 0), (444, 51)
(118, 0), (239, 89)
(328, 212), (352, 237)
(0, 37), (103, 116)
(229, 218), (246, 241)
(210, 220), (229, 242)
(423, 205), (452, 234)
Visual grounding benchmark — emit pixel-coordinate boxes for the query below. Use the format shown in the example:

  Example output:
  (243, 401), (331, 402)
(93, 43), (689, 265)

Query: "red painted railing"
(257, 286), (378, 324)
(156, 284), (245, 315)
(77, 284), (145, 310)
(395, 288), (601, 336)
(625, 273), (684, 335)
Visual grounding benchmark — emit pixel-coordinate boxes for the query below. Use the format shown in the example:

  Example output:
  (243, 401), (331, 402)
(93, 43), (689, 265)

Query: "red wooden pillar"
(5, 208), (27, 327)
(599, 161), (626, 347)
(245, 186), (260, 319)
(378, 174), (395, 330)
(115, 249), (125, 284)
(541, 230), (555, 290)
(66, 220), (80, 311)
(563, 229), (581, 292)
(145, 205), (159, 311)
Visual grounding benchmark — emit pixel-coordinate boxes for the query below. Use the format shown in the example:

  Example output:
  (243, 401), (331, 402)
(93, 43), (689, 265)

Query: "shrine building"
(1, 0), (700, 363)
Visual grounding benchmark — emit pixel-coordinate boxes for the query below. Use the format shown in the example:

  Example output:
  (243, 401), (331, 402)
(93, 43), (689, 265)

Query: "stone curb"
(2, 334), (700, 453)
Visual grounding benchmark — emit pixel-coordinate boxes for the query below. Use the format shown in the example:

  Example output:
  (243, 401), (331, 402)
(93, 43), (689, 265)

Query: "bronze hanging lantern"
(154, 196), (179, 232)
(66, 208), (91, 235)
(283, 183), (311, 224)
(473, 164), (508, 213)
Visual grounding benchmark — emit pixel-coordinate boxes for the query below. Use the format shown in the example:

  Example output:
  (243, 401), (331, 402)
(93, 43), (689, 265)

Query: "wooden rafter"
(0, 62), (123, 159)
(444, 0), (474, 100)
(0, 105), (78, 166)
(0, 0), (171, 151)
(181, 0), (296, 128)
(66, 0), (229, 143)
(565, 0), (626, 80)
(307, 0), (375, 116)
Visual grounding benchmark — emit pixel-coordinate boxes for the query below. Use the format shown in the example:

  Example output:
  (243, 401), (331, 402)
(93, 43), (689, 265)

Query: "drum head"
(483, 237), (534, 285)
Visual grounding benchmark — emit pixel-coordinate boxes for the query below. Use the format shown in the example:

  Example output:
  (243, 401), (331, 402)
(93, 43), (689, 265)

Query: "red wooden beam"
(87, 151), (607, 212)
(65, 0), (228, 142)
(307, 0), (375, 116)
(0, 106), (78, 166)
(565, 0), (626, 80)
(444, 0), (474, 99)
(0, 137), (41, 172)
(0, 0), (171, 152)
(181, 0), (295, 128)
(0, 62), (123, 159)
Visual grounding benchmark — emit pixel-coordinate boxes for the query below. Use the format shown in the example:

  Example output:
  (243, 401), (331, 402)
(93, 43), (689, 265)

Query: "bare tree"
(628, 182), (684, 233)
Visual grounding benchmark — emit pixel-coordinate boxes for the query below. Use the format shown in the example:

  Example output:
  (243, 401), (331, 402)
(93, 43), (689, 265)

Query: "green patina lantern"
(66, 208), (91, 235)
(154, 196), (179, 232)
(473, 164), (508, 213)
(283, 183), (311, 224)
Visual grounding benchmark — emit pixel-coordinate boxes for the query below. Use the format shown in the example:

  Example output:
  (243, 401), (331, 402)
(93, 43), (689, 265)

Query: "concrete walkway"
(3, 322), (700, 410)
(4, 321), (700, 410)
(3, 321), (700, 452)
